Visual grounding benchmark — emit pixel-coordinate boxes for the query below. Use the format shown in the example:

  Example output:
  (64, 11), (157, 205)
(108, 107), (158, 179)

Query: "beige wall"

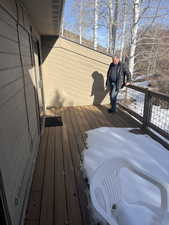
(42, 37), (111, 107)
(0, 1), (41, 225)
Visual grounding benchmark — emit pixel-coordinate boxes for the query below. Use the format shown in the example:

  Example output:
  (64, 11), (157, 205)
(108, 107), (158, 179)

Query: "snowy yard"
(151, 105), (169, 133)
(118, 87), (169, 133)
(82, 127), (169, 224)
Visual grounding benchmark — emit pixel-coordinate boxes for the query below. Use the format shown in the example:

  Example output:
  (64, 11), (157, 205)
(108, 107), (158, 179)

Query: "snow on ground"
(118, 88), (145, 115)
(134, 80), (149, 87)
(134, 74), (148, 81)
(118, 87), (169, 132)
(134, 74), (156, 81)
(126, 96), (169, 132)
(151, 105), (169, 132)
(82, 127), (169, 210)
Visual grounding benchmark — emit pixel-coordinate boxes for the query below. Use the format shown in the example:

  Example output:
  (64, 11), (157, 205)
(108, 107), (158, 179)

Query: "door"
(33, 40), (43, 112)
(32, 39), (45, 132)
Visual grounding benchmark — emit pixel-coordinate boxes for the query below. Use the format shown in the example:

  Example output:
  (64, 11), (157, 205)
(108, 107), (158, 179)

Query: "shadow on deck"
(24, 105), (141, 225)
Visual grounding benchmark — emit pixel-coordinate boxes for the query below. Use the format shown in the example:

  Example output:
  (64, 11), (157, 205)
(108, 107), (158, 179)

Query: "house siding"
(42, 37), (111, 107)
(0, 1), (42, 225)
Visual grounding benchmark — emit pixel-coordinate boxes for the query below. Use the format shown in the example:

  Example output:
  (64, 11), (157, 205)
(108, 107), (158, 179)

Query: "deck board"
(25, 129), (49, 223)
(54, 126), (67, 225)
(40, 127), (55, 225)
(65, 108), (90, 225)
(60, 109), (83, 225)
(24, 105), (138, 225)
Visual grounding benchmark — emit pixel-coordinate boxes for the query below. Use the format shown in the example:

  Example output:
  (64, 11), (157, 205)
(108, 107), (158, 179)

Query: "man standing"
(106, 55), (131, 113)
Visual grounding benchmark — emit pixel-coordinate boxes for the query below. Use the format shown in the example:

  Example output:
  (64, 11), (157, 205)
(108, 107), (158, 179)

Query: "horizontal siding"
(0, 67), (22, 88)
(0, 90), (31, 225)
(0, 91), (30, 191)
(0, 52), (21, 68)
(43, 37), (111, 107)
(0, 36), (19, 53)
(0, 1), (40, 225)
(0, 0), (17, 19)
(0, 78), (23, 107)
(0, 20), (18, 42)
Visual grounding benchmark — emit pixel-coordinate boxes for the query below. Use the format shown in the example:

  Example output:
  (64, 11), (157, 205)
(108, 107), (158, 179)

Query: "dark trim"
(118, 107), (169, 151)
(149, 90), (169, 101)
(143, 89), (152, 129)
(119, 102), (169, 142)
(149, 123), (169, 141)
(145, 128), (169, 151)
(126, 84), (147, 93)
(124, 84), (169, 139)
(0, 171), (12, 225)
(119, 103), (143, 122)
(127, 84), (169, 100)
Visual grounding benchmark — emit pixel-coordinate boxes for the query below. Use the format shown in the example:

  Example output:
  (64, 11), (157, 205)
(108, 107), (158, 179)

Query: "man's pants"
(109, 85), (118, 111)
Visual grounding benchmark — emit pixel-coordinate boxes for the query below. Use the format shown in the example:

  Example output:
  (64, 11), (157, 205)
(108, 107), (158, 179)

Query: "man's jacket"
(106, 62), (131, 91)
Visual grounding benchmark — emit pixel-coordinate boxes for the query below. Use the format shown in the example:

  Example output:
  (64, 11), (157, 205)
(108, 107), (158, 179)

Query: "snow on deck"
(82, 127), (169, 208)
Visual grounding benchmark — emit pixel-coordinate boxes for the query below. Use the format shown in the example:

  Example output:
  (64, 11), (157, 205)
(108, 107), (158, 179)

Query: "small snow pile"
(134, 74), (148, 81)
(134, 80), (150, 87)
(82, 127), (169, 224)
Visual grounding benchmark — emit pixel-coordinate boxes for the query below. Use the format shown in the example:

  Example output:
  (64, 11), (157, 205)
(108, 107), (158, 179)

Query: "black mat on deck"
(45, 116), (63, 127)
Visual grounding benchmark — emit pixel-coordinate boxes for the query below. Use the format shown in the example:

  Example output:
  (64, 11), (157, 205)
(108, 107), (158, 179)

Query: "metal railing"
(119, 84), (169, 140)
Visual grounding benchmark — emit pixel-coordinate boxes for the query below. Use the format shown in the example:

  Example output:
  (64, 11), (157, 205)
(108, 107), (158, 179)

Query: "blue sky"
(63, 0), (76, 29)
(63, 0), (108, 47)
(62, 0), (169, 48)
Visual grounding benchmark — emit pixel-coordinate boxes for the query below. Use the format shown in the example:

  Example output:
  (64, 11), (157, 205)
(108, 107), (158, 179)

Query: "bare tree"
(106, 0), (119, 54)
(112, 0), (119, 54)
(128, 0), (141, 77)
(94, 0), (99, 50)
(128, 0), (165, 78)
(108, 0), (113, 53)
(120, 0), (128, 60)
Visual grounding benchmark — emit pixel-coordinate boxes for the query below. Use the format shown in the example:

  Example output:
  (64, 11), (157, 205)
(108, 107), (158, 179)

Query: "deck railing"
(119, 84), (169, 140)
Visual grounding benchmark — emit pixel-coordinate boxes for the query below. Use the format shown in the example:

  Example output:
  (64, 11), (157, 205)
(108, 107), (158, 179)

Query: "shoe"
(108, 108), (116, 113)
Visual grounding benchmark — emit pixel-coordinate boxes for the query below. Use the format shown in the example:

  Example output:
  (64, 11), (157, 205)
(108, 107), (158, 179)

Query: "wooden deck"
(24, 105), (138, 225)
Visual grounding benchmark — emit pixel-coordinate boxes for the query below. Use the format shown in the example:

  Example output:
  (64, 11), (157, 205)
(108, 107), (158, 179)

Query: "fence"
(119, 84), (169, 141)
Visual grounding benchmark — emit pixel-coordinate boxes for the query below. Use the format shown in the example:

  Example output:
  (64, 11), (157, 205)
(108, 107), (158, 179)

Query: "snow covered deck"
(24, 105), (167, 225)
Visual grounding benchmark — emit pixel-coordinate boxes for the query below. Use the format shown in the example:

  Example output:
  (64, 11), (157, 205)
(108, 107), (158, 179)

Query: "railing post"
(124, 86), (128, 102)
(143, 89), (152, 129)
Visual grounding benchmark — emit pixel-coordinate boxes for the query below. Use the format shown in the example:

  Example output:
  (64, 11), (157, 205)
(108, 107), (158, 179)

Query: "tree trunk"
(112, 0), (119, 54)
(94, 0), (98, 50)
(129, 0), (141, 78)
(120, 0), (128, 61)
(108, 0), (113, 53)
